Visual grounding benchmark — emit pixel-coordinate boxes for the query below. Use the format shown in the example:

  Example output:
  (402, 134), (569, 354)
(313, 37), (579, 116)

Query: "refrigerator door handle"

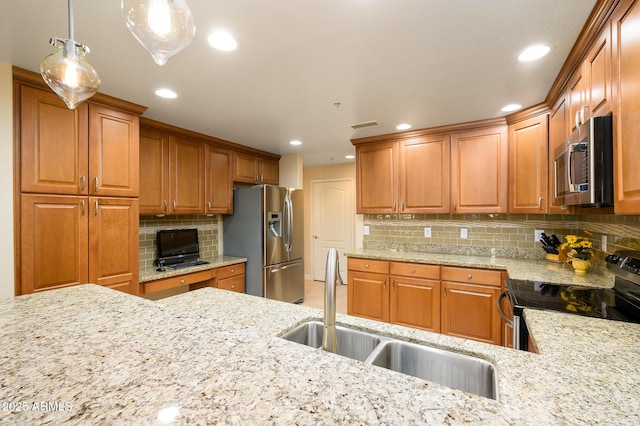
(283, 195), (293, 252)
(269, 263), (298, 274)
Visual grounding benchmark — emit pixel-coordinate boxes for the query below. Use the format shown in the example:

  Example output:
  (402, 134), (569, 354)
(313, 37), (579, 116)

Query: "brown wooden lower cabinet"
(347, 257), (504, 346)
(141, 263), (246, 295)
(20, 194), (139, 295)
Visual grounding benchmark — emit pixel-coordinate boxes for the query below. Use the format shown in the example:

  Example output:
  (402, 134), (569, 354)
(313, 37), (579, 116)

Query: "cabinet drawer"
(217, 263), (245, 280)
(441, 266), (502, 287)
(347, 258), (389, 274)
(390, 262), (440, 279)
(218, 275), (245, 293)
(142, 269), (215, 294)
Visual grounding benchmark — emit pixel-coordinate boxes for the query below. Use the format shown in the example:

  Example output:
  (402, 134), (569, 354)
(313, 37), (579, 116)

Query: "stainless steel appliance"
(498, 250), (640, 351)
(223, 185), (304, 303)
(553, 114), (613, 207)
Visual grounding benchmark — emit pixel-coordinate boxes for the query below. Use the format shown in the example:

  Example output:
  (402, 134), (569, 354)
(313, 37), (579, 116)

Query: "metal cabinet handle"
(383, 279), (386, 290)
(231, 285), (235, 289)
(94, 200), (98, 215)
(444, 286), (447, 297)
(468, 274), (473, 279)
(392, 279), (395, 290)
(538, 197), (543, 210)
(230, 269), (235, 273)
(163, 200), (167, 212)
(207, 201), (212, 210)
(393, 202), (396, 211)
(180, 279), (185, 284)
(453, 200), (457, 211)
(80, 176), (85, 191)
(173, 200), (177, 212)
(410, 268), (415, 273)
(81, 200), (85, 215)
(401, 202), (405, 212)
(365, 264), (369, 269)
(94, 177), (98, 192)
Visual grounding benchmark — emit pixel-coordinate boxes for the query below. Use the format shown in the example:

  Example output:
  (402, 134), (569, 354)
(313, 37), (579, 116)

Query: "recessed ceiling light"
(290, 140), (302, 146)
(518, 44), (551, 62)
(345, 154), (355, 159)
(208, 30), (238, 51)
(155, 88), (177, 99)
(501, 103), (522, 112)
(396, 123), (412, 130)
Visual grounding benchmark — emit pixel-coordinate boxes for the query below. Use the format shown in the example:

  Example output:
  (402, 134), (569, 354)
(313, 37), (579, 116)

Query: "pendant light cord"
(68, 0), (74, 41)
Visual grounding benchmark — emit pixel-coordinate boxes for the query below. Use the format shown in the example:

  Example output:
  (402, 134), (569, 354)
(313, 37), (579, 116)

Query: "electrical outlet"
(602, 235), (608, 253)
(424, 227), (432, 238)
(363, 225), (370, 236)
(460, 228), (468, 239)
(534, 229), (545, 242)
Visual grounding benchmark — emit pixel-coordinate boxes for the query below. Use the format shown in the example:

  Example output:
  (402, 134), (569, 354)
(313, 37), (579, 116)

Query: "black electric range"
(500, 250), (640, 350)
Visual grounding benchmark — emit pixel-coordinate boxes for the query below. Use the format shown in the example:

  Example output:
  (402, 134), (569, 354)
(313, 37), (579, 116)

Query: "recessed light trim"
(518, 44), (551, 62)
(208, 30), (238, 51)
(290, 140), (302, 146)
(345, 154), (355, 159)
(396, 123), (412, 130)
(155, 88), (177, 99)
(501, 103), (522, 112)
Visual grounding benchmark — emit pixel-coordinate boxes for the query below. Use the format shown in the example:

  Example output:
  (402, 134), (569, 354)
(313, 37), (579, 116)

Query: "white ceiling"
(1, 0), (596, 166)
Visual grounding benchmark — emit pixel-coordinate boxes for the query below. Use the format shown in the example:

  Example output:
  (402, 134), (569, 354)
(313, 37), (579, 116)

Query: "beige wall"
(302, 162), (360, 279)
(0, 62), (15, 299)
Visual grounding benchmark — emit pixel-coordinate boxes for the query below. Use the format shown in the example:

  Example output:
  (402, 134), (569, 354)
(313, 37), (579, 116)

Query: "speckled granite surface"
(1, 284), (638, 424)
(139, 255), (246, 283)
(346, 248), (616, 288)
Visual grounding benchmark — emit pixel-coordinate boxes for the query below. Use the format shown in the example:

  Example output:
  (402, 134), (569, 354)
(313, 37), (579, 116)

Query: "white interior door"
(312, 179), (353, 282)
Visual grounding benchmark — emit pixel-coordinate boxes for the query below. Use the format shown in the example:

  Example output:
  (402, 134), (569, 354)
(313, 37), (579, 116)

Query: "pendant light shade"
(40, 38), (100, 110)
(40, 0), (100, 110)
(121, 0), (196, 66)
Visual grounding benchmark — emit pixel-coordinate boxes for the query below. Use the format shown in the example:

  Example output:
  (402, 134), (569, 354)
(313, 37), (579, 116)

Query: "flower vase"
(572, 259), (590, 275)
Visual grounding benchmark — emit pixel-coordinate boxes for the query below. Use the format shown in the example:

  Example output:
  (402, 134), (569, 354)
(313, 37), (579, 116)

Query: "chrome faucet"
(322, 248), (344, 353)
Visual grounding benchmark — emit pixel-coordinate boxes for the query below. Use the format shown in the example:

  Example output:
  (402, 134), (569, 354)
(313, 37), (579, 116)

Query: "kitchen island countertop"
(1, 284), (639, 425)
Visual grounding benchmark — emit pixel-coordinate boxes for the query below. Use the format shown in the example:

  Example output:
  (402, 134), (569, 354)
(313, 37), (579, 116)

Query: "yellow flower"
(566, 235), (578, 244)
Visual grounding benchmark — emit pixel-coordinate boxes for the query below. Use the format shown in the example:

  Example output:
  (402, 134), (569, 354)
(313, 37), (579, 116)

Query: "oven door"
(497, 291), (529, 351)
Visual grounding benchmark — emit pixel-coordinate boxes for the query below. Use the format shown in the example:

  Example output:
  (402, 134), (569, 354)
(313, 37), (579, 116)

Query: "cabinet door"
(356, 142), (398, 213)
(169, 135), (205, 214)
(139, 126), (170, 214)
(205, 145), (233, 214)
(89, 104), (139, 197)
(451, 126), (508, 214)
(89, 197), (139, 295)
(347, 271), (389, 322)
(568, 70), (586, 134)
(586, 28), (612, 117)
(441, 282), (502, 345)
(20, 85), (89, 195)
(20, 194), (88, 294)
(508, 115), (548, 213)
(218, 275), (246, 293)
(399, 135), (450, 213)
(233, 151), (258, 183)
(259, 157), (279, 185)
(612, 0), (640, 213)
(390, 276), (440, 332)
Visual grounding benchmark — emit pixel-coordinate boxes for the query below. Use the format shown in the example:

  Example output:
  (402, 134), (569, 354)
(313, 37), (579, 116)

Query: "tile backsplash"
(139, 215), (220, 269)
(363, 213), (640, 263)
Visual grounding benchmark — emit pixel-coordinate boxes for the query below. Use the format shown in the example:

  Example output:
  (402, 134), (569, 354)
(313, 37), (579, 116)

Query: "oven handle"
(497, 290), (514, 328)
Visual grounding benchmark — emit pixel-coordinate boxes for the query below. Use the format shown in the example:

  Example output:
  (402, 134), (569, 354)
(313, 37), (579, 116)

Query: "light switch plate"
(364, 225), (370, 236)
(460, 228), (468, 239)
(534, 229), (545, 242)
(424, 227), (432, 238)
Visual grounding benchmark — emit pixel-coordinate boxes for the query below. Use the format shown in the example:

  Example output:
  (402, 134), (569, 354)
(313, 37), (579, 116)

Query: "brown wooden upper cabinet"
(450, 125), (508, 214)
(20, 85), (139, 198)
(139, 125), (208, 215)
(205, 144), (233, 214)
(233, 151), (279, 185)
(548, 95), (571, 213)
(612, 0), (640, 213)
(508, 114), (549, 213)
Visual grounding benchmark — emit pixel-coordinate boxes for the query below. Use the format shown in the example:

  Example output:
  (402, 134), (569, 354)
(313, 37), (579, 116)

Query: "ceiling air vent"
(349, 120), (379, 130)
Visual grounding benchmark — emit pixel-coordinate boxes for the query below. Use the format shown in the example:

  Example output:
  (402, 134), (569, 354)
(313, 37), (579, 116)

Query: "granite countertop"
(2, 284), (639, 424)
(346, 248), (616, 288)
(139, 255), (247, 283)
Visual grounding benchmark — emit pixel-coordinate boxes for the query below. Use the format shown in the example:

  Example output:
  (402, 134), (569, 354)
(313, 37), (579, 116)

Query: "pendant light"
(40, 0), (100, 110)
(121, 0), (196, 66)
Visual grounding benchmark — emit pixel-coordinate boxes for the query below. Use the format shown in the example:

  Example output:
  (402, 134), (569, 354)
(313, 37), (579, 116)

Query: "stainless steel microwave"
(553, 115), (613, 207)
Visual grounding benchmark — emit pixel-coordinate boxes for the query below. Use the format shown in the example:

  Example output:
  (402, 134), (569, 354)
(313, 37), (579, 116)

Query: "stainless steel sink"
(368, 340), (498, 400)
(281, 321), (498, 400)
(281, 321), (381, 362)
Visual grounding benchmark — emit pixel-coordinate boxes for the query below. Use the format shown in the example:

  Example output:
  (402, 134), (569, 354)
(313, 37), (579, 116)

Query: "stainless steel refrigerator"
(223, 185), (304, 303)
